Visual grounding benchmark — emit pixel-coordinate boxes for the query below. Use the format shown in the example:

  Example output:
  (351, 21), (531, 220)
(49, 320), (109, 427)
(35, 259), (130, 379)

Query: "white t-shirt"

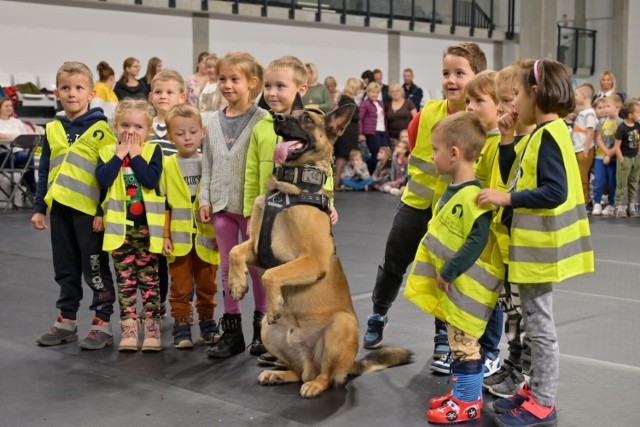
(374, 102), (385, 132)
(0, 117), (28, 138)
(572, 107), (597, 152)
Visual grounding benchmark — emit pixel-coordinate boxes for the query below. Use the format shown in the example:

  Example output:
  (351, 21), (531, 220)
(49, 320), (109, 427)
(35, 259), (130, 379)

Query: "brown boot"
(141, 318), (162, 352)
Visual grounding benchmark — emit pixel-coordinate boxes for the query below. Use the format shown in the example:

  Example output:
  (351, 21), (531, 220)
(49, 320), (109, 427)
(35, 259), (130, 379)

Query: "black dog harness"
(257, 166), (330, 270)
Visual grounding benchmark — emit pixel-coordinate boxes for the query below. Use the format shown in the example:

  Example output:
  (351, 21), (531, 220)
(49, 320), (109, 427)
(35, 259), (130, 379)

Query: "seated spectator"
(324, 75), (340, 110)
(0, 97), (36, 194)
(302, 63), (332, 113)
(385, 83), (417, 140)
(91, 61), (118, 125)
(372, 146), (392, 191)
(114, 57), (149, 100)
(380, 140), (410, 196)
(341, 149), (374, 191)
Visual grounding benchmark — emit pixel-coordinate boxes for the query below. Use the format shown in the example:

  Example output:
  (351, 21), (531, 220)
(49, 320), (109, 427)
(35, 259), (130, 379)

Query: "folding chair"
(0, 134), (42, 213)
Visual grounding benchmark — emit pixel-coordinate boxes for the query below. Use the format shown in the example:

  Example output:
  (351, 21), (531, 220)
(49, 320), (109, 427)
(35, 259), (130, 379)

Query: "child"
(162, 104), (220, 349)
(613, 99), (640, 218)
(96, 99), (165, 352)
(592, 94), (622, 216)
(341, 149), (374, 191)
(398, 128), (410, 148)
(381, 140), (410, 196)
(593, 97), (607, 120)
(573, 83), (597, 206)
(32, 62), (116, 350)
(371, 146), (392, 191)
(477, 59), (594, 427)
(199, 51), (268, 359)
(198, 53), (226, 125)
(358, 82), (388, 173)
(404, 112), (504, 425)
(363, 42), (487, 357)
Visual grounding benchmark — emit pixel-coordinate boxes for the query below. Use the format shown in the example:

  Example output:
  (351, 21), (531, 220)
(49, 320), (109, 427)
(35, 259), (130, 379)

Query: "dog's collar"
(266, 190), (330, 212)
(274, 165), (327, 193)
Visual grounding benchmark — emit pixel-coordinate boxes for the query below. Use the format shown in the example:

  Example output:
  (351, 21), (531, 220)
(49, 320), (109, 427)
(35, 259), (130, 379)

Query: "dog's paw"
(300, 380), (328, 398)
(266, 293), (284, 324)
(258, 370), (286, 385)
(229, 271), (249, 301)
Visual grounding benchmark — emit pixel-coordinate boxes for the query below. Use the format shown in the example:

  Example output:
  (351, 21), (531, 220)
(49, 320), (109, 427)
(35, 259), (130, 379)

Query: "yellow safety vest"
(474, 133), (501, 189)
(401, 100), (448, 210)
(100, 143), (166, 253)
(44, 120), (115, 215)
(509, 119), (594, 283)
(405, 185), (505, 338)
(163, 155), (220, 264)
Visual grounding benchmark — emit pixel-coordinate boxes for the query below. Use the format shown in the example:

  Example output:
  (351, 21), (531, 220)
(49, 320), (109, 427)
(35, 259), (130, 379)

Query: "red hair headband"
(534, 60), (541, 85)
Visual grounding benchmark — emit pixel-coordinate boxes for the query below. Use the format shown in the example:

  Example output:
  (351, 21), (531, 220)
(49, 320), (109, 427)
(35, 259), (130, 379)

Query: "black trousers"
(50, 202), (115, 321)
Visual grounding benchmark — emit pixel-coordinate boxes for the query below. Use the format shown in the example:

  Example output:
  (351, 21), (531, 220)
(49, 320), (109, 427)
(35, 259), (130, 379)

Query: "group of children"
(29, 41), (598, 426)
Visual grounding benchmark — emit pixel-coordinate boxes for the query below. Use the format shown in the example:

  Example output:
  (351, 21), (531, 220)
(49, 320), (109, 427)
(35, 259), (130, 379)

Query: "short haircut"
(444, 42), (487, 74)
(592, 97), (605, 108)
(576, 83), (594, 100)
(620, 99), (638, 119)
(494, 59), (529, 91)
(349, 149), (362, 160)
(218, 51), (264, 100)
(151, 69), (185, 92)
(599, 70), (617, 93)
(517, 59), (575, 117)
(113, 99), (155, 130)
(388, 83), (405, 97)
(403, 68), (414, 76)
(268, 55), (307, 87)
(56, 61), (94, 89)
(366, 82), (381, 94)
(431, 111), (485, 162)
(465, 70), (498, 104)
(373, 68), (383, 75)
(305, 62), (319, 81)
(0, 97), (12, 108)
(96, 61), (115, 82)
(166, 103), (203, 131)
(606, 93), (623, 108)
(324, 75), (337, 89)
(342, 78), (362, 98)
(361, 69), (374, 82)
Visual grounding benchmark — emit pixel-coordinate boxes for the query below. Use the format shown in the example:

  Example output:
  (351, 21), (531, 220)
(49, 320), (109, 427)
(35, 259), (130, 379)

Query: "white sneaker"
(602, 205), (615, 216)
(592, 203), (602, 215)
(483, 356), (500, 378)
(629, 203), (640, 218)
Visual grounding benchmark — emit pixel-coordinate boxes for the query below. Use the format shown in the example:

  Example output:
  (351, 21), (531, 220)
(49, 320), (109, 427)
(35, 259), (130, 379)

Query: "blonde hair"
(378, 146), (392, 159)
(494, 59), (530, 91)
(218, 51), (264, 100)
(151, 69), (186, 92)
(606, 93), (623, 108)
(114, 99), (155, 130)
(305, 63), (319, 82)
(599, 70), (617, 93)
(56, 61), (94, 89)
(366, 82), (381, 94)
(120, 57), (139, 81)
(432, 111), (485, 162)
(349, 149), (362, 160)
(388, 83), (405, 97)
(576, 83), (595, 100)
(205, 53), (219, 67)
(466, 70), (498, 104)
(268, 56), (307, 87)
(166, 104), (203, 131)
(324, 75), (337, 90)
(592, 97), (606, 109)
(342, 78), (362, 98)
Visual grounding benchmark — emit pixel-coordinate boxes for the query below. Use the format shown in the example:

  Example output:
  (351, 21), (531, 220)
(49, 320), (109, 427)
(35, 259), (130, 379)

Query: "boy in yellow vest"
(32, 61), (116, 350)
(162, 104), (220, 349)
(364, 43), (487, 359)
(405, 112), (504, 424)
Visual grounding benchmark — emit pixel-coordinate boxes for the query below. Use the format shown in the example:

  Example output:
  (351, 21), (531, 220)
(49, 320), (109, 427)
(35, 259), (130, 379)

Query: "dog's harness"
(258, 166), (331, 270)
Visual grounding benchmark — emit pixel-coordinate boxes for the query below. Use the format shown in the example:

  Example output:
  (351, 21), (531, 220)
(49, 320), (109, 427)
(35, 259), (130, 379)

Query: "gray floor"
(1, 192), (639, 427)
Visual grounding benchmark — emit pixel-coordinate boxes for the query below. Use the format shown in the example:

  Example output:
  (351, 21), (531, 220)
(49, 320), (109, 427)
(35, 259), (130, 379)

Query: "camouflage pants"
(112, 226), (160, 321)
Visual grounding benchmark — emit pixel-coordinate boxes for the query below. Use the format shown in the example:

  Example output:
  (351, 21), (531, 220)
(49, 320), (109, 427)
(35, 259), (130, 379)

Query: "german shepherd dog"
(228, 99), (412, 398)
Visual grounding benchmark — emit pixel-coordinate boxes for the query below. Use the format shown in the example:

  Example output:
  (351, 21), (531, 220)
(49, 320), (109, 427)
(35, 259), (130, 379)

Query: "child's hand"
(477, 188), (511, 207)
(31, 213), (48, 230)
(603, 155), (611, 165)
(617, 154), (624, 163)
(92, 216), (104, 233)
(498, 112), (517, 143)
(436, 273), (449, 293)
(329, 204), (339, 225)
(128, 134), (143, 158)
(163, 238), (173, 257)
(200, 205), (211, 223)
(115, 136), (130, 159)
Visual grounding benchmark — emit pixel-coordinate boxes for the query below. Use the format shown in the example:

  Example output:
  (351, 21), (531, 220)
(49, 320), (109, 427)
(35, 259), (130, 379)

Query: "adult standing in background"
(385, 83), (416, 141)
(324, 76), (340, 110)
(402, 68), (423, 111)
(302, 63), (332, 113)
(593, 70), (625, 103)
(91, 61), (119, 125)
(140, 57), (163, 89)
(114, 57), (149, 100)
(373, 68), (390, 103)
(186, 52), (210, 106)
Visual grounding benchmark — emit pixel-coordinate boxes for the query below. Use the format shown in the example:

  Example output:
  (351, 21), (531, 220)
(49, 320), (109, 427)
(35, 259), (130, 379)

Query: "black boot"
(206, 313), (245, 358)
(249, 311), (267, 356)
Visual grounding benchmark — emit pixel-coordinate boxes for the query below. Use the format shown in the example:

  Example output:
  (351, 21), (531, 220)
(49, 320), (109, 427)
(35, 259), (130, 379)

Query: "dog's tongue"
(273, 140), (301, 164)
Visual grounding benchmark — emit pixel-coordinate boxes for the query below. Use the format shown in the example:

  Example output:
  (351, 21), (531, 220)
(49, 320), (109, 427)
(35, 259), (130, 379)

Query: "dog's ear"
(325, 104), (356, 141)
(290, 93), (306, 113)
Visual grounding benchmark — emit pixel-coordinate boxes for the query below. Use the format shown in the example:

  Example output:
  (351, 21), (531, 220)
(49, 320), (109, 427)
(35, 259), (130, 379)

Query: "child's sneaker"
(483, 356), (500, 378)
(495, 398), (557, 427)
(433, 329), (449, 359)
(173, 322), (193, 349)
(493, 383), (532, 414)
(483, 363), (513, 389)
(430, 353), (453, 374)
(615, 205), (628, 218)
(426, 395), (481, 425)
(591, 203), (602, 215)
(629, 203), (640, 218)
(142, 318), (162, 352)
(36, 315), (78, 346)
(199, 318), (220, 345)
(602, 205), (615, 216)
(363, 313), (388, 349)
(79, 317), (113, 350)
(489, 368), (527, 398)
(118, 318), (140, 351)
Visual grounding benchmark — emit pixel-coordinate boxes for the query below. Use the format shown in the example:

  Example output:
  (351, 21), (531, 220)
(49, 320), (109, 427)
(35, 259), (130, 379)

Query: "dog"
(228, 99), (412, 398)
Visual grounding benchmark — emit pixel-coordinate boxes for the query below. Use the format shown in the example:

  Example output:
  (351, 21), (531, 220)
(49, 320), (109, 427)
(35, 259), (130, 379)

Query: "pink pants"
(212, 211), (267, 314)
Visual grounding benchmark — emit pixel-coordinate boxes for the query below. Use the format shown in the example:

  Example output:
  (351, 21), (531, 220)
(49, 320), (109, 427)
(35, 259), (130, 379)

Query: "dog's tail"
(348, 347), (413, 377)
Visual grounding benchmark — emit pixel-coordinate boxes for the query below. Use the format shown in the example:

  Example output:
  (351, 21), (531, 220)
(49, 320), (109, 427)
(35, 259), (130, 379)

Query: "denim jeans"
(479, 303), (503, 361)
(592, 158), (616, 205)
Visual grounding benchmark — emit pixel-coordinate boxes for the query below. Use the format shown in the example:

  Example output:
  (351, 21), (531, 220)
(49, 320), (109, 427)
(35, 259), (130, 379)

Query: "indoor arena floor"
(1, 191), (638, 427)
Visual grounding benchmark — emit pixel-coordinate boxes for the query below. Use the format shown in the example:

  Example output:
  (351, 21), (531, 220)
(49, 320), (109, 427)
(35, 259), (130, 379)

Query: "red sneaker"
(427, 395), (482, 425)
(429, 392), (484, 410)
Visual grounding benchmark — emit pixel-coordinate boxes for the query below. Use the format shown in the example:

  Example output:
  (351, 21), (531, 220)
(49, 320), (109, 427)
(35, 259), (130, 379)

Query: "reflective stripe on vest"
(509, 119), (594, 283)
(401, 100), (448, 210)
(163, 155), (219, 264)
(101, 143), (166, 253)
(44, 120), (115, 215)
(405, 185), (504, 338)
